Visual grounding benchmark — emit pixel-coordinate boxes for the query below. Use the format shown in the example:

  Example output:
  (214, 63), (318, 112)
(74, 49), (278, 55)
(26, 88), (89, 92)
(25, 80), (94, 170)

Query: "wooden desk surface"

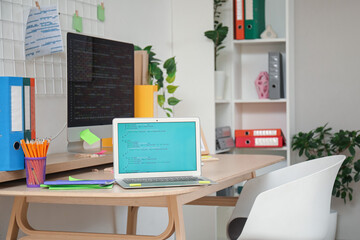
(0, 154), (284, 200)
(0, 150), (113, 183)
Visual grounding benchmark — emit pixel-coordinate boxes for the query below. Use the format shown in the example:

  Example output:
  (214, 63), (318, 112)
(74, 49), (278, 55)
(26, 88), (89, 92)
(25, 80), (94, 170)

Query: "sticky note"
(72, 14), (83, 32)
(97, 5), (105, 22)
(129, 183), (142, 187)
(80, 129), (100, 145)
(199, 181), (210, 184)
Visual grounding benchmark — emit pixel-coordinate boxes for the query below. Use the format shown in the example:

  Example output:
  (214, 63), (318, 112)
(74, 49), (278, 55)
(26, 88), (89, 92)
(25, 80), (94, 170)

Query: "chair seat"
(226, 155), (345, 240)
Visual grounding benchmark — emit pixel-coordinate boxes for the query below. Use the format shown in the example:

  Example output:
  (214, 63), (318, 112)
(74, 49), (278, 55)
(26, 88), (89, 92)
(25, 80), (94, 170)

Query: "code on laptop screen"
(117, 122), (197, 173)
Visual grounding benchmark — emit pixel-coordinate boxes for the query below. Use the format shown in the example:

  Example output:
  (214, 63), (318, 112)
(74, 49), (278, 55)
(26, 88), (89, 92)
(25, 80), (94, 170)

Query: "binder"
(235, 136), (284, 148)
(30, 78), (36, 139)
(281, 52), (286, 98)
(235, 128), (282, 137)
(0, 76), (25, 171)
(268, 52), (285, 99)
(244, 0), (265, 39)
(233, 0), (245, 40)
(23, 78), (31, 141)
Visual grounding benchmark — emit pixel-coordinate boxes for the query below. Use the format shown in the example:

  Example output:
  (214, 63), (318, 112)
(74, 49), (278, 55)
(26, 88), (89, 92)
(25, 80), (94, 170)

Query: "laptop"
(112, 117), (215, 189)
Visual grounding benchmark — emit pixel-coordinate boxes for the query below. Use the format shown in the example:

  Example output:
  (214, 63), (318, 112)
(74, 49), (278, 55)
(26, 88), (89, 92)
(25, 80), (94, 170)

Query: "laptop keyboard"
(123, 176), (202, 184)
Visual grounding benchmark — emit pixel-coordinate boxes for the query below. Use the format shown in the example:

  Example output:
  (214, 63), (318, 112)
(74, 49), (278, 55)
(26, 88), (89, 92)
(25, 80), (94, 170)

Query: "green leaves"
(292, 124), (360, 203)
(204, 0), (229, 70)
(135, 46), (180, 117)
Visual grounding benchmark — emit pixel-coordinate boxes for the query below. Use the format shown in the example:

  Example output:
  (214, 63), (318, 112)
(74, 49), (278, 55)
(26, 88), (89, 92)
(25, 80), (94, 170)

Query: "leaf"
(167, 85), (179, 94)
(166, 74), (176, 84)
(168, 97), (181, 106)
(164, 108), (173, 113)
(134, 45), (142, 51)
(158, 95), (165, 107)
(166, 112), (171, 117)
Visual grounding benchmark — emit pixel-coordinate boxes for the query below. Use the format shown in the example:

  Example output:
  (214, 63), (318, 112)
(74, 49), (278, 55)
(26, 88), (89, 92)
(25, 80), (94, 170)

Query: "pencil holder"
(25, 157), (46, 187)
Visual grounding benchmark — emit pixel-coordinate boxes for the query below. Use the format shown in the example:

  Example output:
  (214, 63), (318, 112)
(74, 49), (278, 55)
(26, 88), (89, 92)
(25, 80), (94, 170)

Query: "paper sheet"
(25, 6), (63, 60)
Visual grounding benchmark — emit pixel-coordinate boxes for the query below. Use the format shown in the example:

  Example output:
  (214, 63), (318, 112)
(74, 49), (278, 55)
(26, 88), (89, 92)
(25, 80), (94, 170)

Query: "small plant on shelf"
(291, 124), (360, 203)
(204, 0), (229, 70)
(135, 45), (180, 117)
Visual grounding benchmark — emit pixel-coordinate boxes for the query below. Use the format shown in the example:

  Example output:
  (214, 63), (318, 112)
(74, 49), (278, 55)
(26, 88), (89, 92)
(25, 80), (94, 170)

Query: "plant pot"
(215, 71), (226, 100)
(325, 209), (337, 240)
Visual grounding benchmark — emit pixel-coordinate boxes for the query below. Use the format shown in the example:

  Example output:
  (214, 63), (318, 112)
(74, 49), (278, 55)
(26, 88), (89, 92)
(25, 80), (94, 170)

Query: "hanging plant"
(134, 45), (180, 117)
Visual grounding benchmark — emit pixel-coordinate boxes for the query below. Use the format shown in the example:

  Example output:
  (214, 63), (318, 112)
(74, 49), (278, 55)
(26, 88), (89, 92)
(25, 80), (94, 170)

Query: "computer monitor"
(67, 33), (134, 152)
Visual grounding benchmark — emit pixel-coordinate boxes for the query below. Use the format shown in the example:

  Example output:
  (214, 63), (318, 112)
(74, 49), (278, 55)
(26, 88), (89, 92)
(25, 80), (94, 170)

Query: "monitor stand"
(67, 140), (103, 154)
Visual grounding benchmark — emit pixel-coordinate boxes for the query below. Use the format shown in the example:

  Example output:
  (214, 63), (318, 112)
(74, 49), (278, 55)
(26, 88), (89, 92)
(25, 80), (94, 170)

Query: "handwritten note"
(25, 6), (63, 60)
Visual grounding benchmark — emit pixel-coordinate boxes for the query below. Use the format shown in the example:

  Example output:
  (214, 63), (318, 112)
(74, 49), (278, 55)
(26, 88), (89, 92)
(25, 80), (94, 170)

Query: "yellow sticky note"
(129, 183), (142, 187)
(199, 181), (210, 184)
(80, 129), (100, 145)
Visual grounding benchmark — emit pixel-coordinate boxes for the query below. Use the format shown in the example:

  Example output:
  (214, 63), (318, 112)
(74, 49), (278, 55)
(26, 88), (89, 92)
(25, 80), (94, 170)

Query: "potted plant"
(292, 123), (360, 203)
(204, 0), (229, 100)
(135, 45), (180, 117)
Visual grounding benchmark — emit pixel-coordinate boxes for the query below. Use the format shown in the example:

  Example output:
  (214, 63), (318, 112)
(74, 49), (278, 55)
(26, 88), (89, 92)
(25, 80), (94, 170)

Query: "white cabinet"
(215, 0), (294, 165)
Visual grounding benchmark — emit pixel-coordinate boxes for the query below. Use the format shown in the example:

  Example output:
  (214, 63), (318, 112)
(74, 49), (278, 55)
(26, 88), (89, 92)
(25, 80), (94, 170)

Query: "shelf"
(236, 146), (288, 151)
(234, 99), (287, 104)
(215, 99), (231, 104)
(233, 38), (286, 45)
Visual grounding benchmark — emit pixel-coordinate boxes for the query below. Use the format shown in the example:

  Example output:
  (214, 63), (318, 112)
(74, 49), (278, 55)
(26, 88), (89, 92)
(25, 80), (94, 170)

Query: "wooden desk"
(0, 154), (284, 240)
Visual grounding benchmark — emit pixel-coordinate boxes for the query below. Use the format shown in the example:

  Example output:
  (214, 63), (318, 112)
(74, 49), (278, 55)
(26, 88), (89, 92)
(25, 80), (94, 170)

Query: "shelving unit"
(215, 0), (294, 165)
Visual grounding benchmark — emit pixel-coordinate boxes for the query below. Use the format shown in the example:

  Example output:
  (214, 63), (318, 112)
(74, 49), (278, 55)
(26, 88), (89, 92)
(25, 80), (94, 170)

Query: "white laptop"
(112, 117), (215, 189)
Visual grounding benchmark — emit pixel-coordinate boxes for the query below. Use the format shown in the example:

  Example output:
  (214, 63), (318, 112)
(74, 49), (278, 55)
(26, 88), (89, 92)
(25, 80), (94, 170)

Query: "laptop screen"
(116, 121), (197, 174)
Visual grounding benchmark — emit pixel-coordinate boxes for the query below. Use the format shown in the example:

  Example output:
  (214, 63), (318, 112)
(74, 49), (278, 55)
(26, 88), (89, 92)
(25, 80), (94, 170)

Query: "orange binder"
(236, 136), (284, 148)
(235, 129), (283, 137)
(30, 78), (36, 139)
(233, 0), (245, 40)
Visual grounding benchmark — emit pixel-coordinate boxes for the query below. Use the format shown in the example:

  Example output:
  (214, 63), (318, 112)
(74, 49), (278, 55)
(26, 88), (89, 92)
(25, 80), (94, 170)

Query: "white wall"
(0, 0), (215, 239)
(294, 1), (360, 239)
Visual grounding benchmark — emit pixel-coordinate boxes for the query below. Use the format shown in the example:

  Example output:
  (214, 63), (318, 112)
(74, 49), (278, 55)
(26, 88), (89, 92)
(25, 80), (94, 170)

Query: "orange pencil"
(20, 140), (30, 158)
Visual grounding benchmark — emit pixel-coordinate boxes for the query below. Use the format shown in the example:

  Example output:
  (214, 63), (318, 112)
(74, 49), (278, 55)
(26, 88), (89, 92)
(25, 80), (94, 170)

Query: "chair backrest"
(228, 155), (345, 240)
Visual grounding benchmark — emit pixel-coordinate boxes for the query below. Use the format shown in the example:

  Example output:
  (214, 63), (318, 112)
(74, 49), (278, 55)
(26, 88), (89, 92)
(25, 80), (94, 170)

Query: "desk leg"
(168, 196), (185, 240)
(126, 206), (139, 235)
(6, 197), (22, 240)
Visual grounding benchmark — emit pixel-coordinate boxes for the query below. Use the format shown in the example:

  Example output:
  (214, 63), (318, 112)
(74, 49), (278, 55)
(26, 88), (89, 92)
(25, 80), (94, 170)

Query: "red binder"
(233, 0), (245, 40)
(235, 136), (284, 148)
(235, 128), (282, 137)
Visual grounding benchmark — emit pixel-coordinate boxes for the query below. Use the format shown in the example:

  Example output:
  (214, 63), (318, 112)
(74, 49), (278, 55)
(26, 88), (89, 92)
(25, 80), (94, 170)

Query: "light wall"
(0, 1), (215, 239)
(294, 1), (360, 239)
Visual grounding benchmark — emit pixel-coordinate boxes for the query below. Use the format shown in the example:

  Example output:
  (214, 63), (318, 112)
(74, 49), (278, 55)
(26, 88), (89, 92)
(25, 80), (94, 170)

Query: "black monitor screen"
(67, 33), (134, 128)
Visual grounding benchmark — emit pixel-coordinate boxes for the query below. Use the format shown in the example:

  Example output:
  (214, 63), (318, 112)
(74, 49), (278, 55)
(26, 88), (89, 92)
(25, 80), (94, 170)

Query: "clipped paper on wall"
(25, 6), (64, 60)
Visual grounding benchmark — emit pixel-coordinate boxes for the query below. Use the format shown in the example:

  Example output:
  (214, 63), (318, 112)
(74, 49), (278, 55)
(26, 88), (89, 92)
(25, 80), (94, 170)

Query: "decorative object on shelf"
(291, 124), (360, 203)
(216, 126), (234, 151)
(215, 71), (226, 100)
(255, 71), (269, 99)
(134, 46), (180, 117)
(260, 24), (278, 39)
(204, 0), (229, 70)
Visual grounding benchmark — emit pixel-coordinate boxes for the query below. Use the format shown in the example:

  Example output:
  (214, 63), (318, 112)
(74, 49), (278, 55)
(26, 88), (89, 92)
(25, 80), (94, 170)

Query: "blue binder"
(0, 76), (25, 171)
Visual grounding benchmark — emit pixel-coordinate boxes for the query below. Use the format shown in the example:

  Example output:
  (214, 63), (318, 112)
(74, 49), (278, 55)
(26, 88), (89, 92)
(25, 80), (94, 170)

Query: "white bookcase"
(215, 0), (294, 166)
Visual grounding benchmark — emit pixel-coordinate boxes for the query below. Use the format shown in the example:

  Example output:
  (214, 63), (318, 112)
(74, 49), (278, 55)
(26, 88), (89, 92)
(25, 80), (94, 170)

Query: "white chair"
(226, 155), (345, 240)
